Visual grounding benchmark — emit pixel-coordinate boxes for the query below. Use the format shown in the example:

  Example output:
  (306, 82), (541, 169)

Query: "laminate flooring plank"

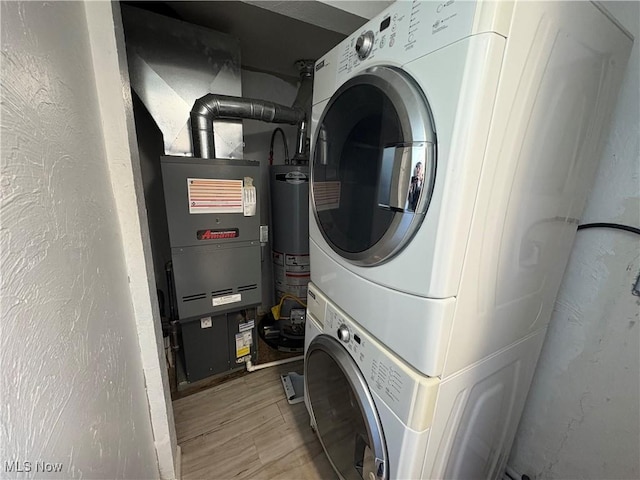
(276, 398), (310, 425)
(252, 403), (335, 478)
(175, 376), (283, 443)
(298, 449), (338, 480)
(174, 376), (250, 442)
(175, 371), (244, 410)
(253, 419), (307, 466)
(181, 432), (263, 480)
(181, 403), (284, 453)
(176, 360), (336, 480)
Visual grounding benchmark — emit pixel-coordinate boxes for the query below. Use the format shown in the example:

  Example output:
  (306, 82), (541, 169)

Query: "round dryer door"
(305, 334), (388, 480)
(312, 66), (436, 266)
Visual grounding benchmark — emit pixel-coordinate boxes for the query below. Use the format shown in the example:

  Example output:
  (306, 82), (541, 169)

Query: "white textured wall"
(1, 2), (159, 478)
(509, 3), (640, 479)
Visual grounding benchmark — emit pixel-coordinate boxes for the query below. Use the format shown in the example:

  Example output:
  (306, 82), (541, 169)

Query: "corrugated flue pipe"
(190, 94), (304, 159)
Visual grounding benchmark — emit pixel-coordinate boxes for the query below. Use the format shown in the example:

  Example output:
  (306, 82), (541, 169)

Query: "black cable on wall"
(577, 222), (640, 235)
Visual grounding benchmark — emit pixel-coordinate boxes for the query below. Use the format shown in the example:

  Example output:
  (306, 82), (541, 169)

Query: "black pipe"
(170, 320), (180, 353)
(270, 127), (289, 164)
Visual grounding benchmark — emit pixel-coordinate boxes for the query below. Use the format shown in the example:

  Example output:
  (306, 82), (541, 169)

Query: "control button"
(355, 30), (375, 60)
(337, 324), (350, 343)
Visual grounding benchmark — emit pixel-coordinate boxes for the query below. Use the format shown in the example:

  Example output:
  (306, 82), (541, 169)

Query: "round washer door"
(312, 66), (436, 266)
(305, 334), (388, 480)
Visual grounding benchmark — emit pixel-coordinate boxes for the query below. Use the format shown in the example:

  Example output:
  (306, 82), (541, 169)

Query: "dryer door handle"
(378, 142), (432, 212)
(378, 145), (412, 211)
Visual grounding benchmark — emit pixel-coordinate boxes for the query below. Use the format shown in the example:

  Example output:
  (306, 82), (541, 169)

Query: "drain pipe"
(244, 356), (303, 372)
(190, 95), (304, 159)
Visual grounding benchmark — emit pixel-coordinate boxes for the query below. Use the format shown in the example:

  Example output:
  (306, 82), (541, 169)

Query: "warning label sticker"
(212, 293), (242, 307)
(273, 251), (310, 300)
(235, 331), (252, 358)
(187, 178), (244, 214)
(239, 320), (255, 332)
(285, 254), (310, 267)
(243, 178), (257, 217)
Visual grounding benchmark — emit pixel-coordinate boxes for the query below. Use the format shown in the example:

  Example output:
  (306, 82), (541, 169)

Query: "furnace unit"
(162, 156), (261, 381)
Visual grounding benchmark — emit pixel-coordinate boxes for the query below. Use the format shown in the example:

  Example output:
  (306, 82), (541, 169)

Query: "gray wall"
(132, 94), (172, 315)
(242, 69), (300, 309)
(508, 3), (640, 478)
(0, 2), (160, 477)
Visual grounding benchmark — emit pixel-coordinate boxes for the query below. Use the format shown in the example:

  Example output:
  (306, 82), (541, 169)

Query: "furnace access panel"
(161, 156), (262, 319)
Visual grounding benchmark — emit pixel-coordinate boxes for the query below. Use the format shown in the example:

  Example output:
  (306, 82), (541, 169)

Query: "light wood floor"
(173, 361), (337, 479)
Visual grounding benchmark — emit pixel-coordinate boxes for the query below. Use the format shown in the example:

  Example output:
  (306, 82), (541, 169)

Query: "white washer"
(304, 283), (545, 480)
(309, 1), (632, 377)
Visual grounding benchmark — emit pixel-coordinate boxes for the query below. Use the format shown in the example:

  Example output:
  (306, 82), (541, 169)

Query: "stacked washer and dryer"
(303, 2), (632, 479)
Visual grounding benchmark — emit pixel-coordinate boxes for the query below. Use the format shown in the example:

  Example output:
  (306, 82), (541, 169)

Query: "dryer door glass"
(312, 66), (436, 266)
(305, 335), (388, 480)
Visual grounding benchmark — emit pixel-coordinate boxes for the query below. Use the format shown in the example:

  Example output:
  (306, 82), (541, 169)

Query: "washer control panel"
(337, 324), (351, 343)
(307, 282), (439, 431)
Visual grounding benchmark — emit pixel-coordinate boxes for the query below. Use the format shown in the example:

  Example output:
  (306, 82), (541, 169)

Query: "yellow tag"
(235, 331), (252, 358)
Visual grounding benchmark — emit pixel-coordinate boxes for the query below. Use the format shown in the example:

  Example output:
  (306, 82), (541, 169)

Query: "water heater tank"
(270, 164), (309, 302)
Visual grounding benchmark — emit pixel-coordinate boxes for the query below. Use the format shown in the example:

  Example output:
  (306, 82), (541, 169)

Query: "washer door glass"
(312, 66), (436, 266)
(305, 335), (388, 480)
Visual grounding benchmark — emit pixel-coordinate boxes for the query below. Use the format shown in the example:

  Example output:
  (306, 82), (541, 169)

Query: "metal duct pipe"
(190, 94), (305, 159)
(292, 60), (314, 161)
(292, 61), (313, 119)
(294, 119), (308, 162)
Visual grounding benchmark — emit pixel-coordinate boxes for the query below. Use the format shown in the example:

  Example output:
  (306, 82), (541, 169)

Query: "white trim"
(175, 445), (182, 480)
(83, 2), (178, 479)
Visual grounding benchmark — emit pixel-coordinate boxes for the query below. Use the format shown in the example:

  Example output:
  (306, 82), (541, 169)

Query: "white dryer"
(304, 283), (545, 480)
(309, 1), (632, 377)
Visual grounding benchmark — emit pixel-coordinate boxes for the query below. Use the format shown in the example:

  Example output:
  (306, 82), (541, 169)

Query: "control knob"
(355, 31), (375, 60)
(337, 324), (350, 343)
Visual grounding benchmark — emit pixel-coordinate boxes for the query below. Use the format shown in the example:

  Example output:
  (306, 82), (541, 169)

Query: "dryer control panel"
(307, 283), (439, 432)
(334, 0), (477, 85)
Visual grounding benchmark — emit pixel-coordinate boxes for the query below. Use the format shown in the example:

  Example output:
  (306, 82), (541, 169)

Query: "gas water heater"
(270, 164), (310, 302)
(269, 61), (314, 305)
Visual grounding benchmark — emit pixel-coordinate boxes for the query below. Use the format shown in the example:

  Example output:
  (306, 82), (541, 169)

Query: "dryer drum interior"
(305, 334), (388, 480)
(311, 66), (437, 266)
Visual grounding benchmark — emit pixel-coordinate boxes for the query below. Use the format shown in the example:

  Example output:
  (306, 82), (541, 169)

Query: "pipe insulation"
(190, 94), (305, 159)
